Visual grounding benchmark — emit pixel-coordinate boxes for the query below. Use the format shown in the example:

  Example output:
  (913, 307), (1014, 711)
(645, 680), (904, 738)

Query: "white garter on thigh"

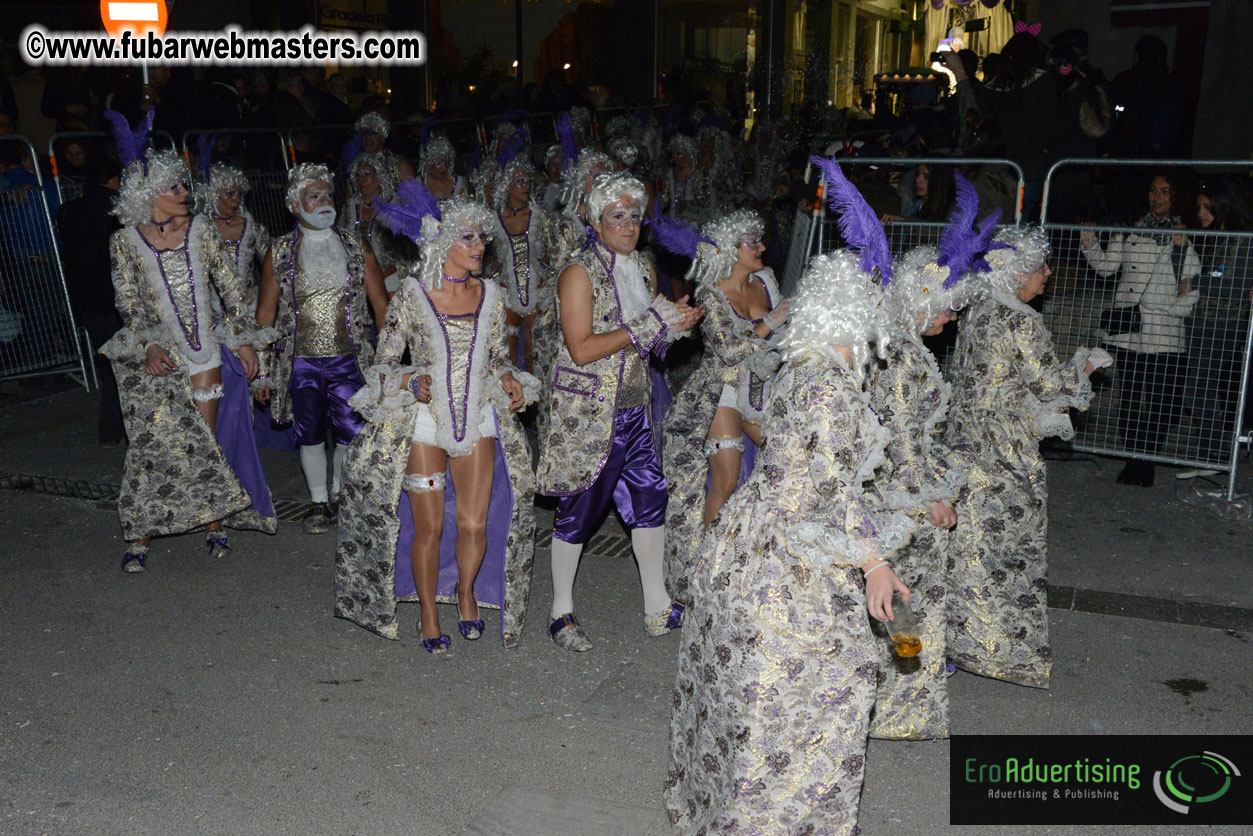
(402, 472), (446, 493)
(192, 383), (225, 402)
(703, 435), (745, 457)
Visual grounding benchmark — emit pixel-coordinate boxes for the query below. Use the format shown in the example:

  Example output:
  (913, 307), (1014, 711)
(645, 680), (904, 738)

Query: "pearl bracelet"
(863, 561), (889, 578)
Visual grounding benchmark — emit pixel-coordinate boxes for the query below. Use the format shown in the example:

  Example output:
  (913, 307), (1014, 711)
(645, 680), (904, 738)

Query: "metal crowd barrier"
(184, 128), (293, 239)
(1041, 158), (1253, 501)
(0, 135), (88, 389)
(47, 129), (178, 206)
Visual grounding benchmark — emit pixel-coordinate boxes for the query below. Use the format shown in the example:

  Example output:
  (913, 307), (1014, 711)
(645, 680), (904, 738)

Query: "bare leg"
(447, 438), (496, 623)
(405, 441), (448, 641)
(191, 367), (226, 534)
(703, 406), (747, 527)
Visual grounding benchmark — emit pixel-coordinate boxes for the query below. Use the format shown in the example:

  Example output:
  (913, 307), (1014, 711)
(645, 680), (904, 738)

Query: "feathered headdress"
(106, 107), (192, 226)
(977, 225), (1051, 299)
(496, 128), (526, 168)
(647, 213), (714, 260)
(376, 186), (493, 291)
(195, 133), (217, 180)
(342, 132), (364, 172)
(810, 154), (893, 285)
(556, 113), (578, 173)
(419, 114), (437, 149)
(103, 108), (154, 169)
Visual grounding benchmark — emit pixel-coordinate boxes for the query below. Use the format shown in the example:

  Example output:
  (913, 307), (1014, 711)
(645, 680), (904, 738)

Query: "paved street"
(2, 386), (1249, 835)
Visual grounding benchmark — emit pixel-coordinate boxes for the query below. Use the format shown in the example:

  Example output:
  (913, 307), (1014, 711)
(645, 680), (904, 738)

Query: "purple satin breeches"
(553, 403), (667, 544)
(290, 354), (366, 447)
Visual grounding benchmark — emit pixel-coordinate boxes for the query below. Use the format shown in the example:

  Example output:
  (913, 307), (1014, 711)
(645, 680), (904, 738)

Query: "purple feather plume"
(373, 177), (442, 242)
(419, 115), (436, 148)
(969, 209), (1011, 276)
(103, 109), (152, 167)
(196, 134), (217, 179)
(557, 113), (578, 172)
(645, 213), (714, 259)
(810, 154), (893, 285)
(935, 172), (984, 287)
(342, 132), (364, 172)
(497, 128), (526, 167)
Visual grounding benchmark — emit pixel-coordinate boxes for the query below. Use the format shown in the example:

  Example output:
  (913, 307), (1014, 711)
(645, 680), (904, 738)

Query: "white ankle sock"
(300, 443), (329, 503)
(331, 443), (347, 495)
(631, 526), (671, 614)
(550, 538), (584, 620)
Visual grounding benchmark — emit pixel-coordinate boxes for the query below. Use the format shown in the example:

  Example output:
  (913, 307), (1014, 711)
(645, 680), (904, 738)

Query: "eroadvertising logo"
(950, 735), (1251, 825)
(1153, 751), (1240, 814)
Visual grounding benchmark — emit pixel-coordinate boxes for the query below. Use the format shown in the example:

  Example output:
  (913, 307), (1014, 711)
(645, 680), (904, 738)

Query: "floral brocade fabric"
(665, 357), (914, 836)
(102, 219), (275, 540)
(943, 295), (1093, 689)
(661, 273), (780, 606)
(867, 337), (964, 740)
(333, 278), (537, 647)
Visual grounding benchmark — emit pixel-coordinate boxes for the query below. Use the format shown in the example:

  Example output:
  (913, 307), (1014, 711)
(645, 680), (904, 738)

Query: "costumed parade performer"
(536, 172), (704, 652)
(864, 170), (996, 740)
(488, 139), (557, 375)
(339, 149), (402, 294)
(254, 163), (388, 535)
(100, 109), (277, 573)
(945, 226), (1110, 688)
(665, 163), (915, 832)
(656, 208), (787, 606)
(335, 183), (540, 652)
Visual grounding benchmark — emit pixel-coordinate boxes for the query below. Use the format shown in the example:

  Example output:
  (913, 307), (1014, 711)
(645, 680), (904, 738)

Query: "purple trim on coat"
(216, 345), (276, 519)
(417, 284), (486, 444)
(552, 364), (599, 398)
(393, 412), (514, 639)
(137, 222), (201, 352)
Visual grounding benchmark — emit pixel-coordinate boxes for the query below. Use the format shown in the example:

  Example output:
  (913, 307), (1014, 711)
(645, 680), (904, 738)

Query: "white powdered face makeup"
(298, 182), (336, 229)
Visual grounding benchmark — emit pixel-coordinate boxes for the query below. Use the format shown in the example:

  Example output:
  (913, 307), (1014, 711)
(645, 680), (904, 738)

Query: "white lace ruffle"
(650, 294), (690, 341)
(1027, 348), (1095, 440)
(744, 347), (782, 379)
(349, 363), (421, 423)
(213, 321), (280, 351)
(878, 464), (966, 513)
(99, 325), (168, 362)
(784, 507), (914, 568)
(486, 366), (542, 412)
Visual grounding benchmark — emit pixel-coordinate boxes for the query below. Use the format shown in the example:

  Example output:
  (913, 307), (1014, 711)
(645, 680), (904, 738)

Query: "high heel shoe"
(458, 605), (484, 641)
(421, 634), (451, 654)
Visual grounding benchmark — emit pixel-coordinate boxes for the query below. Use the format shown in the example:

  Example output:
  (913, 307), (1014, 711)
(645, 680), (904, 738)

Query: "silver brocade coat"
(260, 227), (376, 424)
(100, 215), (277, 540)
(660, 270), (782, 605)
(665, 355), (914, 836)
(332, 277), (539, 647)
(943, 293), (1094, 689)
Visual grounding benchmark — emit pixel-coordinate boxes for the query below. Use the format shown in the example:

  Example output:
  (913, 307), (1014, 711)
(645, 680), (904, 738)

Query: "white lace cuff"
(214, 321), (281, 351)
(744, 348), (782, 379)
(98, 325), (166, 362)
(649, 295), (690, 341)
(349, 363), (421, 423)
(487, 366), (542, 411)
(784, 510), (914, 568)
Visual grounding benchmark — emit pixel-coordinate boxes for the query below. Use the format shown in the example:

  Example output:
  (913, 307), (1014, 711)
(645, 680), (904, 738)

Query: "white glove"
(763, 299), (790, 330)
(1087, 347), (1114, 369)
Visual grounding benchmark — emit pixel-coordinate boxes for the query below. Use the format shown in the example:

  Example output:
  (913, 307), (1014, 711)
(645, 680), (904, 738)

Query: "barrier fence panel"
(48, 130), (178, 207)
(185, 129), (293, 239)
(0, 136), (88, 388)
(1041, 159), (1253, 501)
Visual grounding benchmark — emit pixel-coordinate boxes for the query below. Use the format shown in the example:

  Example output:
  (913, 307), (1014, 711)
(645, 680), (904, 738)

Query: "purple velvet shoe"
(121, 548), (147, 573)
(421, 634), (451, 654)
(550, 613), (592, 652)
(206, 533), (231, 559)
(457, 608), (485, 641)
(644, 601), (685, 637)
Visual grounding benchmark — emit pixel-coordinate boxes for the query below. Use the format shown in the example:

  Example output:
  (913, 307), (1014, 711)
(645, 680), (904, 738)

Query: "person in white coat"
(1081, 172), (1200, 486)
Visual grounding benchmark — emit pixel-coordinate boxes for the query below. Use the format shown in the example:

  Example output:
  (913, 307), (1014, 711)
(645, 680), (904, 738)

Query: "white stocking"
(300, 442), (329, 503)
(550, 538), (584, 620)
(631, 526), (671, 614)
(331, 443), (348, 495)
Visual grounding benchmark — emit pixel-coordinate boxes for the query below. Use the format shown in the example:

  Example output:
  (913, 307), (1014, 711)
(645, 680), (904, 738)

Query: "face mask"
(299, 206), (337, 230)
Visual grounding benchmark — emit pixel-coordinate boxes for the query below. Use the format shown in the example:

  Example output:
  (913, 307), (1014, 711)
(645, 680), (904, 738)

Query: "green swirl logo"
(1153, 752), (1240, 814)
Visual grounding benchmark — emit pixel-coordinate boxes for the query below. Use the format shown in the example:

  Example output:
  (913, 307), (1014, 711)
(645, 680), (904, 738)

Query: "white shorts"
(717, 383), (739, 411)
(185, 349), (223, 376)
(411, 402), (497, 450)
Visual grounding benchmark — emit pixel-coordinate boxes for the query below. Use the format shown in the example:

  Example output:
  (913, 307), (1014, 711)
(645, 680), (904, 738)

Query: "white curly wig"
(886, 246), (982, 336)
(415, 196), (496, 291)
(560, 150), (613, 217)
(585, 172), (647, 227)
(354, 111), (389, 139)
(777, 250), (893, 374)
(348, 151), (396, 200)
(492, 156), (534, 213)
(979, 225), (1050, 298)
(667, 134), (697, 166)
(194, 162), (250, 216)
(113, 150), (192, 226)
(286, 163), (335, 212)
(687, 210), (765, 289)
(607, 136), (645, 171)
(418, 136), (456, 181)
